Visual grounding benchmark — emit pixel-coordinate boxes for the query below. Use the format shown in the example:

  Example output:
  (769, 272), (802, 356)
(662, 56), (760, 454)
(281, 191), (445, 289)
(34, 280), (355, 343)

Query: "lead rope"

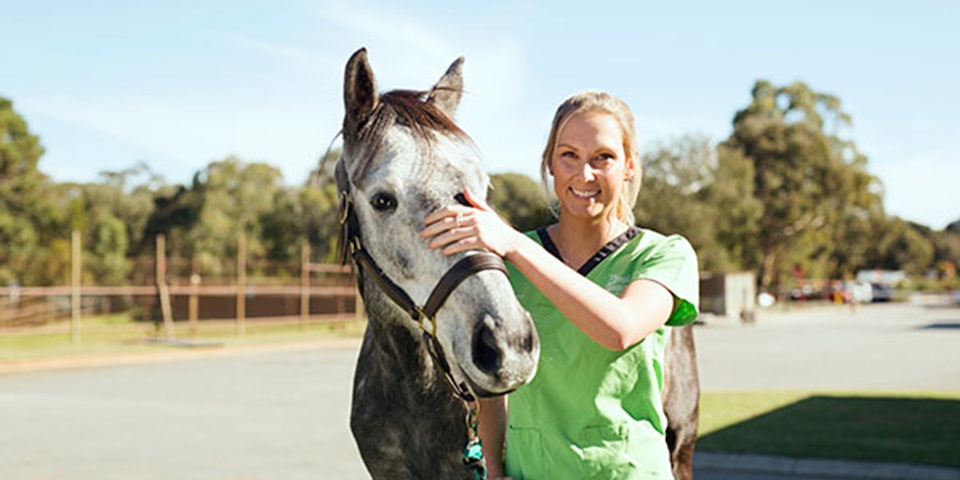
(463, 401), (486, 480)
(422, 333), (486, 479)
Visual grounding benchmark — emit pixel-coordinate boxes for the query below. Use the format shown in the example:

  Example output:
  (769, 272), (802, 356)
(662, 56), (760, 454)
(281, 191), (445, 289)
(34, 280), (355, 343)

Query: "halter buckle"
(338, 191), (351, 226)
(415, 306), (437, 338)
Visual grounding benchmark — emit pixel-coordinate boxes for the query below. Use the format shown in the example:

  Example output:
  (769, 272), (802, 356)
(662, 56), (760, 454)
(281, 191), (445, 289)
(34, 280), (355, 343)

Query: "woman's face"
(550, 112), (634, 223)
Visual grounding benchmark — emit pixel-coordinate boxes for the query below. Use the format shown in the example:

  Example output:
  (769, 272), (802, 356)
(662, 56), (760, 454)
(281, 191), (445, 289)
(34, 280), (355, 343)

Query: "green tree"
(947, 219), (960, 233)
(722, 80), (883, 289)
(702, 144), (763, 272)
(186, 158), (283, 276)
(634, 135), (735, 273)
(0, 96), (61, 285)
(305, 147), (349, 263)
(867, 218), (935, 277)
(488, 173), (552, 232)
(142, 157), (328, 277)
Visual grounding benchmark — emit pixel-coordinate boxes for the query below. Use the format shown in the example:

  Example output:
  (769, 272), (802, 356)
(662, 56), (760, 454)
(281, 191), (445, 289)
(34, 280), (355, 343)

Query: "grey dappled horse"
(338, 49), (539, 479)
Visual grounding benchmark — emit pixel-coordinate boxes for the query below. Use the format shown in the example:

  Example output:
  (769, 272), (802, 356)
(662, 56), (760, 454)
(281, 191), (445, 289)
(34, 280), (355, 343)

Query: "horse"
(337, 48), (540, 479)
(664, 324), (700, 480)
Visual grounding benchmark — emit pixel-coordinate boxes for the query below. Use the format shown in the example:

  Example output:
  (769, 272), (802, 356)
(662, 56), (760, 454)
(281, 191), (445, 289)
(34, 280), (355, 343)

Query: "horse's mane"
(352, 88), (471, 182)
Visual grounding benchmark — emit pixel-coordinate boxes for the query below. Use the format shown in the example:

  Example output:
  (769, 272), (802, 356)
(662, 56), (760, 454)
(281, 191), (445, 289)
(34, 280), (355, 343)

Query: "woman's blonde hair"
(540, 90), (642, 224)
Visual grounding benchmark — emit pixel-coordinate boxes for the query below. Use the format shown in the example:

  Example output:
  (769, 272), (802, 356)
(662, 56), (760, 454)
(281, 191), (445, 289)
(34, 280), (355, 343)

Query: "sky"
(2, 0), (958, 229)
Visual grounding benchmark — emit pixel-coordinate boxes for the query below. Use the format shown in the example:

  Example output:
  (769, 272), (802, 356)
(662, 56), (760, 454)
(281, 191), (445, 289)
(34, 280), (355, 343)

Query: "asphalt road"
(1, 301), (958, 479)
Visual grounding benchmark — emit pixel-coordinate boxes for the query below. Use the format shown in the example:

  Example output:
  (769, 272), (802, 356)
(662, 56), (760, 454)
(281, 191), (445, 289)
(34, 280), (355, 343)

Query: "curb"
(695, 453), (960, 480)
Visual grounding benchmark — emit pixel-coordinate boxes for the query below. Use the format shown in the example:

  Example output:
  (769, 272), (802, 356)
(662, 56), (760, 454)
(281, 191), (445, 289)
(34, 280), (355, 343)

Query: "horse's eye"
(370, 192), (397, 212)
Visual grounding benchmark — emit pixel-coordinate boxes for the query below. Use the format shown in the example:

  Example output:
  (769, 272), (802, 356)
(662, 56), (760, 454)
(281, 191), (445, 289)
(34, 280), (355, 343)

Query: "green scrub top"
(504, 227), (699, 480)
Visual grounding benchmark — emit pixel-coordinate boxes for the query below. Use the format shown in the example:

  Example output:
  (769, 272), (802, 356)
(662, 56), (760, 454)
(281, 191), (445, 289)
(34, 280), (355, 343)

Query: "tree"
(867, 218), (935, 277)
(0, 96), (61, 285)
(722, 80), (884, 289)
(159, 157), (284, 277)
(702, 144), (763, 273)
(634, 135), (736, 273)
(488, 173), (552, 232)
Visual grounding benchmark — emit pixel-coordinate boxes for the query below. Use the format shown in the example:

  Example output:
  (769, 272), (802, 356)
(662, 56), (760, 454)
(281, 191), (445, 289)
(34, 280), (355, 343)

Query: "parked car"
(870, 283), (893, 302)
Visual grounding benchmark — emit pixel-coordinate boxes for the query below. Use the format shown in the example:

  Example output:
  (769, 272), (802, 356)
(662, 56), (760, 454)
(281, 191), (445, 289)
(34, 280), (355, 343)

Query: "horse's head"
(338, 48), (539, 397)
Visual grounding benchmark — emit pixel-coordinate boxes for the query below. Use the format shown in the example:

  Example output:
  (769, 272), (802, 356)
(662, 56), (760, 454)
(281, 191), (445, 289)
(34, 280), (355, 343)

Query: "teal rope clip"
(463, 437), (486, 480)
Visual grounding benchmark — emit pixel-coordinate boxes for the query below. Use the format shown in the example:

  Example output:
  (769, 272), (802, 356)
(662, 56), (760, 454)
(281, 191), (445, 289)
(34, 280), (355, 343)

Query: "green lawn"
(699, 390), (960, 468)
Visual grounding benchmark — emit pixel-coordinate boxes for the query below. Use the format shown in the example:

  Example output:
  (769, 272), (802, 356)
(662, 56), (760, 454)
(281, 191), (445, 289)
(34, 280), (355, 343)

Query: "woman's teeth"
(571, 188), (598, 198)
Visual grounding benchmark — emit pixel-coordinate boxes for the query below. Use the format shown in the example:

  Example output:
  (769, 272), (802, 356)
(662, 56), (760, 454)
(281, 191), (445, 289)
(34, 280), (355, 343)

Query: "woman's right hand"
(420, 188), (522, 259)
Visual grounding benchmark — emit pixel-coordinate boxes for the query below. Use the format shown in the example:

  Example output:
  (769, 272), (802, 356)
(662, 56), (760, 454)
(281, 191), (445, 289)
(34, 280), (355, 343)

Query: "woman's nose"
(578, 161), (597, 181)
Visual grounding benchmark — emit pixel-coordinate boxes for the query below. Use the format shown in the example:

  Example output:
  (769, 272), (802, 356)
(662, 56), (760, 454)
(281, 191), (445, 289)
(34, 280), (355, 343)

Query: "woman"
(420, 91), (699, 479)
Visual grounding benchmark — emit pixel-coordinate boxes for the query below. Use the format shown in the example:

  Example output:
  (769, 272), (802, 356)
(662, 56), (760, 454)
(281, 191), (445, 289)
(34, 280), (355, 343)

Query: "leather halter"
(335, 159), (508, 401)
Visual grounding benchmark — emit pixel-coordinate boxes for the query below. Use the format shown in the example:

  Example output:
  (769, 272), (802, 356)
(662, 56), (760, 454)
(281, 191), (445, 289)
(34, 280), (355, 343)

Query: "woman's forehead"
(557, 112), (624, 147)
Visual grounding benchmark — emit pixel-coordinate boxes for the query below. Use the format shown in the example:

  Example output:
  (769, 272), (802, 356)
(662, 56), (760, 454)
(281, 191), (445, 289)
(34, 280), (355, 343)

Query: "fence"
(0, 232), (361, 344)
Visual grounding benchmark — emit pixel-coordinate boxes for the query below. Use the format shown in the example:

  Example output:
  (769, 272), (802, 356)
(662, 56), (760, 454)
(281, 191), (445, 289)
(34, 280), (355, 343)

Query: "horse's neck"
(367, 315), (442, 392)
(352, 291), (471, 478)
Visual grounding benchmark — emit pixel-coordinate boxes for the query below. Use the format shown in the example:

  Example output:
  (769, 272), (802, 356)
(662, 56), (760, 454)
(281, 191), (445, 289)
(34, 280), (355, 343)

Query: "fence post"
(355, 274), (364, 322)
(189, 258), (200, 338)
(300, 243), (309, 331)
(156, 234), (175, 340)
(71, 230), (81, 345)
(236, 235), (246, 336)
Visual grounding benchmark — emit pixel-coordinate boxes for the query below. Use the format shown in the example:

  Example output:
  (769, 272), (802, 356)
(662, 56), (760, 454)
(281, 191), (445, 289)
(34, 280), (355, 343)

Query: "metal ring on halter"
(415, 306), (437, 338)
(338, 192), (351, 225)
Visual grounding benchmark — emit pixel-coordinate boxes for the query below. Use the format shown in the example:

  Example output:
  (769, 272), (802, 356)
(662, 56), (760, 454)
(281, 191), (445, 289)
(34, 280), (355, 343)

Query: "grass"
(0, 313), (365, 363)
(699, 390), (960, 468)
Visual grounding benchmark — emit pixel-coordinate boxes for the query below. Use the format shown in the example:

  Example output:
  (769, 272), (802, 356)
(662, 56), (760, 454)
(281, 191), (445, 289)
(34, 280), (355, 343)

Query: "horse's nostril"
(522, 330), (535, 354)
(472, 324), (502, 374)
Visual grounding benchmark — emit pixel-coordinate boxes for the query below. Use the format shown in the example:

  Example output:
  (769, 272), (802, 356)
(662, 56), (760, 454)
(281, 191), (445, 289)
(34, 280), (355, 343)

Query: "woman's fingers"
(420, 191), (511, 256)
(426, 225), (472, 251)
(421, 207), (469, 236)
(462, 188), (487, 210)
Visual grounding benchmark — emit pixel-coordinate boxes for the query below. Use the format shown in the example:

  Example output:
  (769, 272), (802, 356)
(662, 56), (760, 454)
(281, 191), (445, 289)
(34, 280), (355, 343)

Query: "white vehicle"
(843, 281), (873, 304)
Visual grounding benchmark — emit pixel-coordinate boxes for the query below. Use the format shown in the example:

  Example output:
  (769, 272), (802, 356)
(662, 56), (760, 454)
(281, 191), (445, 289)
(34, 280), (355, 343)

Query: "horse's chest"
(351, 346), (472, 479)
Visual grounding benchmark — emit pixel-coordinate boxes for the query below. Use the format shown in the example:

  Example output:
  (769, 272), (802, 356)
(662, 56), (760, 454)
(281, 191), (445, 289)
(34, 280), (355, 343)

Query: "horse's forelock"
(349, 89), (470, 183)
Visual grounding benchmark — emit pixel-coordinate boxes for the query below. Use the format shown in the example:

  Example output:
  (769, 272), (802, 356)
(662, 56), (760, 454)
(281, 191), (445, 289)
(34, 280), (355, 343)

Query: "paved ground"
(1, 301), (958, 479)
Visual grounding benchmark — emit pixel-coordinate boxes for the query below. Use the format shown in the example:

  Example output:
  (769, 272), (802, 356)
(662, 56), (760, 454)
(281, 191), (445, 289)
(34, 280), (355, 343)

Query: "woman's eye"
(370, 192), (397, 212)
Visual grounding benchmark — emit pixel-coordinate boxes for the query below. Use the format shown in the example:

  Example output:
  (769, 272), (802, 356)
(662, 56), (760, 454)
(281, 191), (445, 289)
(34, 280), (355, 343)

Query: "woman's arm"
(494, 229), (673, 350)
(478, 396), (509, 479)
(420, 190), (674, 351)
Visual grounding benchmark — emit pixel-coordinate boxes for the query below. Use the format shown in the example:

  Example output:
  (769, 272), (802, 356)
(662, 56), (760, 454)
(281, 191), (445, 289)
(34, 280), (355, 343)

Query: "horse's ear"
(343, 48), (379, 140)
(428, 56), (464, 118)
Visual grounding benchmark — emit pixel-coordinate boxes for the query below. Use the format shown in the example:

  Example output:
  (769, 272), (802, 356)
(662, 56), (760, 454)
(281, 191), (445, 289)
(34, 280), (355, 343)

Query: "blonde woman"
(421, 91), (699, 479)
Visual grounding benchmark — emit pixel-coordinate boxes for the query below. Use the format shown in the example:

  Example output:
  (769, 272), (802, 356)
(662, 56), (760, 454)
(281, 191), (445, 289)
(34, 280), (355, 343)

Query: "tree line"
(1, 82), (958, 293)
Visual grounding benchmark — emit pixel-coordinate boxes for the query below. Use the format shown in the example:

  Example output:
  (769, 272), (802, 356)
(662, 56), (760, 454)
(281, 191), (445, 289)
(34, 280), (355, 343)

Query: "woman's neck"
(549, 216), (629, 269)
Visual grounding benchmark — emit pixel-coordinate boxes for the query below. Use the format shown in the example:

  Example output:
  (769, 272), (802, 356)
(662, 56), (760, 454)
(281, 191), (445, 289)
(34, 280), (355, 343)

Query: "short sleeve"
(629, 234), (699, 326)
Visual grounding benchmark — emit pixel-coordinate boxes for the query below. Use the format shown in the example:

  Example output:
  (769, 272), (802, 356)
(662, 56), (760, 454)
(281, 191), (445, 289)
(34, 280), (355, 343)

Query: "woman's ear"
(625, 152), (639, 181)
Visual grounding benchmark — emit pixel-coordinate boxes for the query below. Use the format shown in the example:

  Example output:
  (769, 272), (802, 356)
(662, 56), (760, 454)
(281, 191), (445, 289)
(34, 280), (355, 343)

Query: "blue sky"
(2, 0), (958, 229)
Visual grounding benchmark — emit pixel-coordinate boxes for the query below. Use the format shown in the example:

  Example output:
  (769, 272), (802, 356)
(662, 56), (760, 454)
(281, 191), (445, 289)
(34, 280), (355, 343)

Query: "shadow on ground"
(919, 322), (960, 330)
(697, 395), (960, 468)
